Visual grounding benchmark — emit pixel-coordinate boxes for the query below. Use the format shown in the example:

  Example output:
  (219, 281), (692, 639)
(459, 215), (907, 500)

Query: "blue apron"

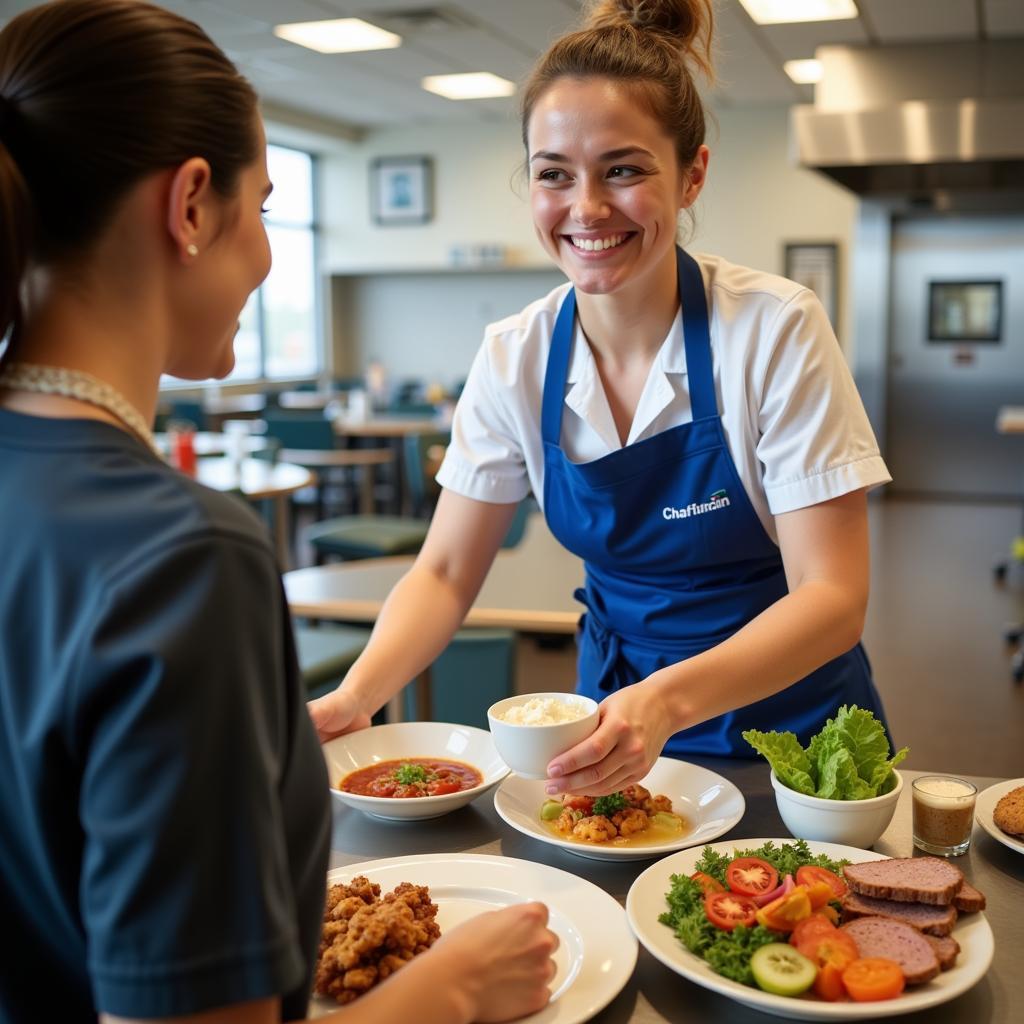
(540, 247), (889, 757)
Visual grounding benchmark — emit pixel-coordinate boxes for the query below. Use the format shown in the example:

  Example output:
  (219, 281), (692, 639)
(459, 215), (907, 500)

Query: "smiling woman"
(310, 0), (893, 813)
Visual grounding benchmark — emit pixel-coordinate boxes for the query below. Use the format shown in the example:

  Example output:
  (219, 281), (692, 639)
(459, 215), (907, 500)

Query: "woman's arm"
(308, 490), (518, 742)
(545, 489), (871, 795)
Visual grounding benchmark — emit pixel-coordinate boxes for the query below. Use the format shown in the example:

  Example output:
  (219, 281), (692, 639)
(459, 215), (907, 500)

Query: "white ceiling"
(1, 1), (1022, 130)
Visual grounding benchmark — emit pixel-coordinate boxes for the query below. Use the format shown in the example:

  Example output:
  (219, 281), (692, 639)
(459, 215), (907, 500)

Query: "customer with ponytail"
(313, 0), (894, 795)
(0, 3), (556, 1023)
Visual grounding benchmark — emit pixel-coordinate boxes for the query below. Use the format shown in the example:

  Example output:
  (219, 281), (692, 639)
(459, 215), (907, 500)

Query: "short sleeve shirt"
(0, 409), (331, 1023)
(437, 252), (890, 544)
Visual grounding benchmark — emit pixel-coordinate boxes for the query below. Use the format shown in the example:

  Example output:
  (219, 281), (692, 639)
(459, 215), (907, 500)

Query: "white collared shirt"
(437, 252), (890, 544)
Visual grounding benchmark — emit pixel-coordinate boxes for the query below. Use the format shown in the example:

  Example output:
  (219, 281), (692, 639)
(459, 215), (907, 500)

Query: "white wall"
(316, 104), (860, 383)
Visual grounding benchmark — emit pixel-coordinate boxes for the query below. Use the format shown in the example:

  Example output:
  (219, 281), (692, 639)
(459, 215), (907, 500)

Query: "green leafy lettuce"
(659, 841), (850, 985)
(743, 705), (908, 800)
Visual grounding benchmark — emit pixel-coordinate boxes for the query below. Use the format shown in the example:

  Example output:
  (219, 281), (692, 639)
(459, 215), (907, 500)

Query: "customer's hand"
(543, 678), (676, 797)
(306, 687), (371, 743)
(429, 902), (559, 1023)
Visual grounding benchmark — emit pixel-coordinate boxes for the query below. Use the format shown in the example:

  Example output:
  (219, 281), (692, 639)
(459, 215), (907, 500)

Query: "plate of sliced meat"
(627, 839), (994, 1020)
(974, 778), (1024, 855)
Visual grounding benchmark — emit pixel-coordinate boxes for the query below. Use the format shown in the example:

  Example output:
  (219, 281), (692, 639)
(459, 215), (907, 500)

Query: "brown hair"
(0, 0), (259, 344)
(520, 0), (714, 166)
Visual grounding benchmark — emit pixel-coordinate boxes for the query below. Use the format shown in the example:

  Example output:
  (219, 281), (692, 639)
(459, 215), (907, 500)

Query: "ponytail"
(0, 96), (30, 345)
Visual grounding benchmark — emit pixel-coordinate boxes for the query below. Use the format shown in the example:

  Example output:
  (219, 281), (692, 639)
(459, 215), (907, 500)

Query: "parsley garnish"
(394, 763), (429, 785)
(592, 792), (629, 817)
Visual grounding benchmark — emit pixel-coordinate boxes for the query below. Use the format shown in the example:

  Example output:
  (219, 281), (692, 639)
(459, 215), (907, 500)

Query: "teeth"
(571, 233), (627, 251)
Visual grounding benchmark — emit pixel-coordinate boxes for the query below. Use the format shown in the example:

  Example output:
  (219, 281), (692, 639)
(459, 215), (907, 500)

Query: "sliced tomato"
(755, 885), (812, 932)
(841, 958), (906, 1002)
(814, 961), (847, 1002)
(704, 890), (759, 931)
(563, 795), (595, 814)
(690, 871), (726, 895)
(726, 856), (779, 897)
(796, 864), (848, 901)
(790, 913), (837, 954)
(427, 780), (461, 795)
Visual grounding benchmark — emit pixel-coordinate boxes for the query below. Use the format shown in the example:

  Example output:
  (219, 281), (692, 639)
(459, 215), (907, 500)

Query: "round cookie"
(993, 785), (1024, 838)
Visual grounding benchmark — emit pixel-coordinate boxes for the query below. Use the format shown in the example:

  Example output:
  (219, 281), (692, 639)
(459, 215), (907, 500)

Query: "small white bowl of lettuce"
(744, 705), (908, 849)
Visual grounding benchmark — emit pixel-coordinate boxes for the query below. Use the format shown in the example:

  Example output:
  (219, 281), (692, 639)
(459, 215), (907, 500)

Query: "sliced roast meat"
(841, 891), (958, 936)
(925, 933), (961, 971)
(840, 916), (941, 985)
(843, 857), (964, 905)
(953, 880), (986, 913)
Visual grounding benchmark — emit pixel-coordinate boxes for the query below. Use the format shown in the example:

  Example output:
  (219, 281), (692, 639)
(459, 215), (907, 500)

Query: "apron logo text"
(663, 490), (731, 520)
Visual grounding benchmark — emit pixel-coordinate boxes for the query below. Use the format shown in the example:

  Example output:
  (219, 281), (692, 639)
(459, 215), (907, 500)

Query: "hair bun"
(586, 0), (713, 79)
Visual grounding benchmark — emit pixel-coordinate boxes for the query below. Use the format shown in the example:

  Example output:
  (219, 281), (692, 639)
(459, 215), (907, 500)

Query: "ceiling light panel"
(273, 18), (401, 54)
(422, 72), (516, 100)
(784, 58), (824, 83)
(738, 0), (859, 25)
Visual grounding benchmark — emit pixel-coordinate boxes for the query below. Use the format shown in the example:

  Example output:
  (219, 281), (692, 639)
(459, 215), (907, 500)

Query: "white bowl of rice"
(487, 693), (599, 780)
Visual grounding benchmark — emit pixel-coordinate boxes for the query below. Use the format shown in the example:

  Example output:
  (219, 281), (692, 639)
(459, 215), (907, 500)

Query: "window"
(229, 144), (320, 381)
(162, 143), (321, 387)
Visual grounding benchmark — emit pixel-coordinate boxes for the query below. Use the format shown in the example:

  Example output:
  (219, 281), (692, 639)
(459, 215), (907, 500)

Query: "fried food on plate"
(315, 876), (441, 1005)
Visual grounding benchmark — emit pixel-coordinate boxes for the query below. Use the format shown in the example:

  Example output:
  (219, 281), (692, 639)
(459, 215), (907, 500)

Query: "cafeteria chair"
(263, 411), (381, 519)
(402, 629), (517, 729)
(168, 399), (207, 431)
(295, 623), (371, 700)
(302, 430), (448, 563)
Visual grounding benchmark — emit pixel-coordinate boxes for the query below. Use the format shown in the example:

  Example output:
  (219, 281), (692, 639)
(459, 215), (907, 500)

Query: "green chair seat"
(305, 515), (430, 560)
(403, 629), (517, 729)
(295, 624), (372, 698)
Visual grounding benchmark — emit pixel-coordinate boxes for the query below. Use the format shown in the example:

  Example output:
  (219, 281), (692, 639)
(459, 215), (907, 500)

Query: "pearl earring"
(186, 243), (199, 257)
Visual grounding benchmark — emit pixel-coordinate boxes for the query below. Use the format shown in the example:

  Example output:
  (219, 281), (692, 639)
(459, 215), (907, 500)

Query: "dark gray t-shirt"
(0, 408), (330, 1022)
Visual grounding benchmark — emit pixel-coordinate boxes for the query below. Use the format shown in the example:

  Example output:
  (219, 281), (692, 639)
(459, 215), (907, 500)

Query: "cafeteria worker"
(311, 0), (893, 798)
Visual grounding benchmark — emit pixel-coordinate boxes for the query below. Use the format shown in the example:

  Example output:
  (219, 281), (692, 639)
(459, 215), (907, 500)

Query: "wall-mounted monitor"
(928, 280), (1003, 343)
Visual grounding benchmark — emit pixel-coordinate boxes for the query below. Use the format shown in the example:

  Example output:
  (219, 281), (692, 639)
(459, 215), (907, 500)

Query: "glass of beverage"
(912, 776), (977, 857)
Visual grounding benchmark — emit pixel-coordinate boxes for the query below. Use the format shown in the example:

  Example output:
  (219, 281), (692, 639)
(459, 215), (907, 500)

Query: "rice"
(495, 697), (588, 726)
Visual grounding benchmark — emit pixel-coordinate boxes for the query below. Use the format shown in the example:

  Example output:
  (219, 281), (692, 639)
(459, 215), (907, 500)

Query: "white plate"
(493, 757), (745, 862)
(308, 852), (637, 1024)
(626, 838), (995, 1021)
(975, 777), (1024, 854)
(322, 722), (509, 821)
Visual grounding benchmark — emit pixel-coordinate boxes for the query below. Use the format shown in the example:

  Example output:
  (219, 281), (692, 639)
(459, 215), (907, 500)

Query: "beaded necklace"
(0, 362), (161, 458)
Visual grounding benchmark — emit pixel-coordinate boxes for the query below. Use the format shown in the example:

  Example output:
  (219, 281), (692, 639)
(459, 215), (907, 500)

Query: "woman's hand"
(543, 677), (678, 797)
(428, 902), (559, 1023)
(306, 687), (372, 744)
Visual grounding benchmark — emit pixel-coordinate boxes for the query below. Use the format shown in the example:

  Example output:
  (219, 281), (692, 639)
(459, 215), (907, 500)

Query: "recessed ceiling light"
(422, 72), (516, 100)
(784, 59), (824, 84)
(273, 18), (401, 54)
(738, 0), (858, 25)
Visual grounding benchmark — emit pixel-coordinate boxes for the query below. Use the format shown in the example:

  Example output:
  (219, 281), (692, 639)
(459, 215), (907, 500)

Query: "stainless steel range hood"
(791, 40), (1024, 209)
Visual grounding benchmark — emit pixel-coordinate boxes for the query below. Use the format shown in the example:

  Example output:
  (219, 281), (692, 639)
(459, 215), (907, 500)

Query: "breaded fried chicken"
(315, 877), (441, 1005)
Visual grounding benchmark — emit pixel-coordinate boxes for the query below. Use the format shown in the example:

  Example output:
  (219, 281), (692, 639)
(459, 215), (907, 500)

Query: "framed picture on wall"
(370, 156), (433, 226)
(784, 242), (839, 329)
(928, 280), (1002, 342)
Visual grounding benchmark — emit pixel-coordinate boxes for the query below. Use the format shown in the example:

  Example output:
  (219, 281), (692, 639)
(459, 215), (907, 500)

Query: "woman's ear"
(166, 157), (213, 262)
(680, 145), (710, 210)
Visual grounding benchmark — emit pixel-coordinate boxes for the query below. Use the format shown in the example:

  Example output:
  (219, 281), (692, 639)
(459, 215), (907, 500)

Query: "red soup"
(340, 758), (483, 798)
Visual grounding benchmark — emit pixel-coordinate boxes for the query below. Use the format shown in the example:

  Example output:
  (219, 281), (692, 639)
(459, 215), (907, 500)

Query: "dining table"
(326, 762), (1021, 1023)
(194, 456), (314, 569)
(285, 511), (583, 632)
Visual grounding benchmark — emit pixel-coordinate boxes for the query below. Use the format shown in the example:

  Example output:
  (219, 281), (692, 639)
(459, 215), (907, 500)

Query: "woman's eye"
(608, 166), (643, 179)
(537, 168), (568, 182)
